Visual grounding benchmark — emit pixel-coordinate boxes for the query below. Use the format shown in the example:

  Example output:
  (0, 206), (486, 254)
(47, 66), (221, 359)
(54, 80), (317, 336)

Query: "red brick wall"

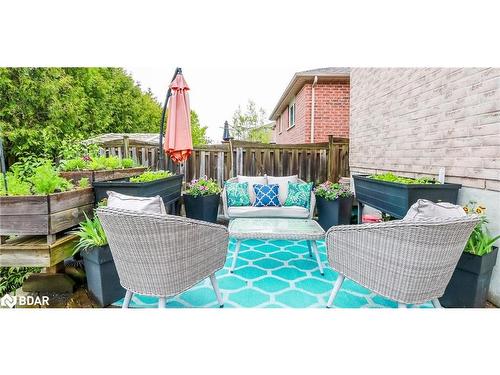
(312, 82), (350, 141)
(274, 81), (350, 144)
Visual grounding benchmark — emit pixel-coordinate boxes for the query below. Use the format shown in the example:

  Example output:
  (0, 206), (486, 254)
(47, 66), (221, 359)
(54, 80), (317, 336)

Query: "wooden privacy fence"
(96, 135), (349, 186)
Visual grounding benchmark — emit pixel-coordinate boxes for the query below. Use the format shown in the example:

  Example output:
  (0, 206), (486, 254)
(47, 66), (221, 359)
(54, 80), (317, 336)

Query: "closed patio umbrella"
(161, 69), (192, 164)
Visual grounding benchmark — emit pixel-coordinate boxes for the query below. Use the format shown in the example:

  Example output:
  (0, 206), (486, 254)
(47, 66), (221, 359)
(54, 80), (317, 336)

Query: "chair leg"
(310, 240), (324, 275)
(307, 240), (312, 257)
(210, 273), (224, 307)
(398, 302), (407, 308)
(431, 299), (442, 308)
(158, 297), (166, 308)
(326, 274), (345, 308)
(230, 240), (241, 273)
(122, 290), (133, 309)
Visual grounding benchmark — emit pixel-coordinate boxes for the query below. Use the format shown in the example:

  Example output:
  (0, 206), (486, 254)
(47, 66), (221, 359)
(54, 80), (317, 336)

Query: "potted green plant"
(353, 173), (461, 219)
(439, 202), (499, 308)
(0, 161), (94, 236)
(92, 170), (183, 214)
(184, 177), (222, 223)
(73, 209), (125, 307)
(314, 181), (353, 231)
(59, 155), (146, 184)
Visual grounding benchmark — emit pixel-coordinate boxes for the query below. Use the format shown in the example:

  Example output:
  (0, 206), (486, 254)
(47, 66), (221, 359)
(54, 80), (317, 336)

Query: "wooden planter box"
(353, 175), (461, 219)
(93, 174), (183, 213)
(0, 233), (79, 267)
(59, 167), (146, 184)
(0, 188), (94, 236)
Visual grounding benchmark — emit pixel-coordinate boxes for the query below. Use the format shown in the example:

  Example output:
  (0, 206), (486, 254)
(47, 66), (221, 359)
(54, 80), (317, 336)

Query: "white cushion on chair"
(237, 175), (267, 204)
(267, 175), (298, 205)
(107, 191), (167, 215)
(403, 199), (466, 221)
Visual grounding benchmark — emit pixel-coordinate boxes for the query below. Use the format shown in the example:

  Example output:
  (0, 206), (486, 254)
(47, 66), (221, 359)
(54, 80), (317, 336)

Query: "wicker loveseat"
(222, 176), (316, 219)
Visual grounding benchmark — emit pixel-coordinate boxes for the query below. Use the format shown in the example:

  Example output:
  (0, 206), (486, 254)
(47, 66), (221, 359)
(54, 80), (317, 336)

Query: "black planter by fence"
(353, 175), (461, 219)
(316, 196), (354, 231)
(93, 174), (183, 214)
(81, 245), (126, 307)
(439, 246), (498, 308)
(184, 193), (220, 223)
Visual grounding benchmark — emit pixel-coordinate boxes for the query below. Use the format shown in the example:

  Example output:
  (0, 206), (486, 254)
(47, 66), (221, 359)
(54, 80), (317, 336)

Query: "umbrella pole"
(0, 136), (8, 193)
(158, 67), (182, 171)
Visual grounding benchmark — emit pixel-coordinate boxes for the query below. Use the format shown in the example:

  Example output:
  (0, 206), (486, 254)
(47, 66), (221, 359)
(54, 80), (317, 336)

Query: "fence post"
(227, 139), (234, 178)
(327, 135), (335, 182)
(123, 135), (130, 158)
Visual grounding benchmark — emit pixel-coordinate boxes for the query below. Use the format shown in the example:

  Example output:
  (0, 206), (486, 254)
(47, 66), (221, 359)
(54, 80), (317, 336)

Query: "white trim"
(288, 98), (296, 129)
(311, 75), (318, 143)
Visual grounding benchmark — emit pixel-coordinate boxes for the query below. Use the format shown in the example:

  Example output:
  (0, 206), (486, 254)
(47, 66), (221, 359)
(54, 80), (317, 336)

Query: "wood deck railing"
(97, 135), (349, 186)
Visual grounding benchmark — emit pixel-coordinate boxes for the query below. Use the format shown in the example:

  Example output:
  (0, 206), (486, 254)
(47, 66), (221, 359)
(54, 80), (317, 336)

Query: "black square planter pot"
(316, 196), (354, 231)
(81, 245), (126, 307)
(184, 193), (220, 223)
(353, 175), (461, 219)
(93, 174), (183, 214)
(439, 246), (498, 308)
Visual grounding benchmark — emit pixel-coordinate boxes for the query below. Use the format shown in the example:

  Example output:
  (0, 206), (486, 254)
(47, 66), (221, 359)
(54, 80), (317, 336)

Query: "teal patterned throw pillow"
(284, 182), (313, 209)
(225, 182), (251, 207)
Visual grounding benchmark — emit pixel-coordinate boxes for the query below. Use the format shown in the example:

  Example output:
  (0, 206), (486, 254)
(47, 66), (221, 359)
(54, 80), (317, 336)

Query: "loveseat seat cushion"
(227, 205), (309, 219)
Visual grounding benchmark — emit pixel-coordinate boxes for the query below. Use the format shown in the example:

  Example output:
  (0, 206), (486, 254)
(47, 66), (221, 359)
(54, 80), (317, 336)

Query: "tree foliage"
(0, 68), (211, 165)
(231, 100), (272, 143)
(190, 110), (209, 146)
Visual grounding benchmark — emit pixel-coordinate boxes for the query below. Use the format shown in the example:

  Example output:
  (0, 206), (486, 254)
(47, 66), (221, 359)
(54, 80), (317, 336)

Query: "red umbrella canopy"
(163, 73), (192, 163)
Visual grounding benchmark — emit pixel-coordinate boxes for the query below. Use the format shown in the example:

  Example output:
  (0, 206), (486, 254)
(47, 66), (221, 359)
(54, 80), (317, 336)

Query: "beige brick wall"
(350, 68), (500, 306)
(350, 68), (500, 190)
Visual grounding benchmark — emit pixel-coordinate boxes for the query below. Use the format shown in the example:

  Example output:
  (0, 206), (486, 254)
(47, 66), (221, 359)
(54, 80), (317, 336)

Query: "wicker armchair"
(325, 216), (480, 308)
(96, 207), (229, 308)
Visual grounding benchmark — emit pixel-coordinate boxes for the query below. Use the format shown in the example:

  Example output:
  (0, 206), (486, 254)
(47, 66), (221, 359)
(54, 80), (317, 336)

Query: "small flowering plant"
(463, 201), (500, 256)
(314, 181), (353, 201)
(185, 177), (222, 197)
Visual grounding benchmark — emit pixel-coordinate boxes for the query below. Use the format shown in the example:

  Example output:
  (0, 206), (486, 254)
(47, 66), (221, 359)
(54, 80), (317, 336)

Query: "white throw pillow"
(237, 175), (267, 204)
(107, 191), (167, 215)
(403, 199), (466, 221)
(267, 175), (298, 205)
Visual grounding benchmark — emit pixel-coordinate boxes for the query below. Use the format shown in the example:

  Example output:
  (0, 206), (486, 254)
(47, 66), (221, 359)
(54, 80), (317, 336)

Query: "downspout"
(310, 75), (318, 143)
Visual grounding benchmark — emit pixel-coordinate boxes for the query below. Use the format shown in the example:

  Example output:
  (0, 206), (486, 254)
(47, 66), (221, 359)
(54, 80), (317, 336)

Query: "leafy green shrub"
(185, 177), (221, 197)
(73, 213), (108, 255)
(0, 172), (32, 196)
(78, 177), (90, 189)
(104, 156), (121, 170)
(370, 172), (435, 184)
(120, 158), (135, 168)
(314, 181), (353, 201)
(87, 157), (107, 171)
(61, 158), (88, 171)
(0, 267), (41, 297)
(9, 156), (49, 181)
(129, 170), (173, 183)
(29, 162), (73, 195)
(463, 202), (500, 256)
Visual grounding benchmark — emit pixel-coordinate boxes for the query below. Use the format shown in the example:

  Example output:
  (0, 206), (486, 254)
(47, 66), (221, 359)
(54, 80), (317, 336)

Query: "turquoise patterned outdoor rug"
(113, 239), (433, 308)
